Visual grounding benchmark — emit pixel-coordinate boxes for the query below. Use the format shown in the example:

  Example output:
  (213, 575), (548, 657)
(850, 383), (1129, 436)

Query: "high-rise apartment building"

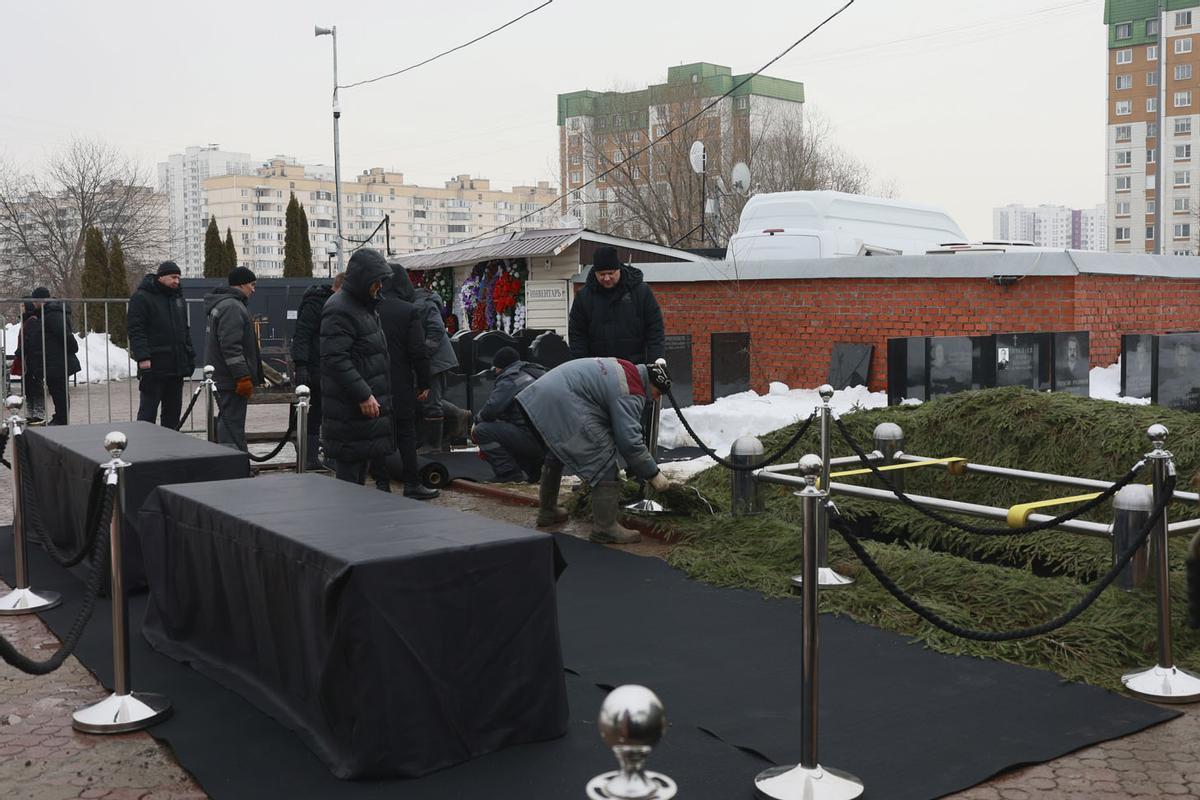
(204, 159), (559, 277)
(158, 145), (255, 276)
(557, 62), (804, 240)
(992, 203), (1107, 250)
(1105, 3), (1200, 254)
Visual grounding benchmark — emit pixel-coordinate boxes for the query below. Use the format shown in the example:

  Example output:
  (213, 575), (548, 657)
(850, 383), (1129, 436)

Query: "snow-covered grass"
(4, 323), (137, 383)
(658, 361), (1147, 480)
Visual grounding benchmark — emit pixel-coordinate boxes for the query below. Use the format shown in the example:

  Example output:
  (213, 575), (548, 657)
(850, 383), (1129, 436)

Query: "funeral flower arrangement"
(458, 260), (527, 334)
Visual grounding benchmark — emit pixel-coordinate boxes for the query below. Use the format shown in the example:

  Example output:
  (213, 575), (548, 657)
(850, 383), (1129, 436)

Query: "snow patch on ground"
(4, 323), (137, 384)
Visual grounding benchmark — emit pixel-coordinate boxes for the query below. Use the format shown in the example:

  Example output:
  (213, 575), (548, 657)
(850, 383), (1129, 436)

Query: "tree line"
(202, 191), (315, 278)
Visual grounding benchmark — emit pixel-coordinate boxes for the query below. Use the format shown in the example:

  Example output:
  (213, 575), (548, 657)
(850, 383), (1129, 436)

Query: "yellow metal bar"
(828, 457), (966, 481)
(1006, 493), (1102, 528)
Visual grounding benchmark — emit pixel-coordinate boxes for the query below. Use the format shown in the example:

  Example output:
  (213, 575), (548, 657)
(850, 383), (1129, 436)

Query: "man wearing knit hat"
(472, 345), (546, 482)
(203, 266), (260, 449)
(128, 260), (195, 429)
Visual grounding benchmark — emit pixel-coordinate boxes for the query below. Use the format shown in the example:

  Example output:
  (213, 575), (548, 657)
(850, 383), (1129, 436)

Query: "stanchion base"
(586, 770), (678, 800)
(72, 691), (172, 734)
(1121, 664), (1200, 703)
(0, 587), (62, 615)
(790, 568), (855, 589)
(754, 763), (864, 800)
(624, 499), (668, 514)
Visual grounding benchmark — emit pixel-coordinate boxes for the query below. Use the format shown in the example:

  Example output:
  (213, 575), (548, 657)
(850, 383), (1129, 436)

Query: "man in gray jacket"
(409, 273), (469, 450)
(517, 357), (672, 544)
(204, 266), (260, 449)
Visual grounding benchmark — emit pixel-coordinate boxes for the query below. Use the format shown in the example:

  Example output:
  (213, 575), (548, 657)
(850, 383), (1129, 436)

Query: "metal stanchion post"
(626, 361), (668, 514)
(1112, 484), (1152, 592)
(295, 385), (310, 475)
(203, 365), (216, 443)
(792, 386), (852, 589)
(586, 684), (676, 800)
(73, 431), (172, 733)
(0, 396), (61, 615)
(756, 454), (863, 800)
(872, 422), (905, 493)
(1121, 424), (1200, 703)
(731, 435), (765, 516)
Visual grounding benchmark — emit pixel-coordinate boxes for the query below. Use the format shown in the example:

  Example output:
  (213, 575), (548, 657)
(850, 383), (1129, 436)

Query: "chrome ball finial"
(873, 422), (903, 442)
(295, 384), (311, 400)
(5, 395), (22, 414)
(104, 431), (127, 456)
(203, 364), (215, 379)
(598, 685), (666, 751)
(818, 384), (834, 402)
(1147, 423), (1169, 449)
(797, 453), (823, 487)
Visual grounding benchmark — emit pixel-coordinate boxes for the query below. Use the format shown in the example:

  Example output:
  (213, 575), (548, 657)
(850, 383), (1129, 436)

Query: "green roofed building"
(1103, 2), (1200, 254)
(557, 63), (804, 239)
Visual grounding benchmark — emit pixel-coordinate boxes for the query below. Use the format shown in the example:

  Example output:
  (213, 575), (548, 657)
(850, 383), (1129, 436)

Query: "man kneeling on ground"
(517, 357), (673, 544)
(474, 346), (546, 483)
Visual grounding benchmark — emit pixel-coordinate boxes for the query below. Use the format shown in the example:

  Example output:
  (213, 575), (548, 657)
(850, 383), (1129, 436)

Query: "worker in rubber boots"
(517, 357), (673, 544)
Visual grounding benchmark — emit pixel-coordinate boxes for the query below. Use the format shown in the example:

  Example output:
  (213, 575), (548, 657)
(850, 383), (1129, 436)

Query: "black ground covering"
(1, 522), (1180, 800)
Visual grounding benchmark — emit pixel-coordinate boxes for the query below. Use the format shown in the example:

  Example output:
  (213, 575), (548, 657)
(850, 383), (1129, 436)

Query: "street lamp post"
(314, 25), (346, 274)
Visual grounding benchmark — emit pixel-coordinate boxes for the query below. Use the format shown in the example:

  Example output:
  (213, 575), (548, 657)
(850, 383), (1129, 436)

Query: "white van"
(726, 191), (967, 265)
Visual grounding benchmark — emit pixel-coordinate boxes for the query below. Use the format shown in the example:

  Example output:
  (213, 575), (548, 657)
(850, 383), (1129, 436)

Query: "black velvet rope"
(174, 384), (205, 432)
(0, 481), (115, 675)
(18, 439), (108, 568)
(828, 474), (1175, 642)
(0, 429), (9, 470)
(216, 396), (297, 463)
(832, 415), (1147, 536)
(665, 387), (818, 472)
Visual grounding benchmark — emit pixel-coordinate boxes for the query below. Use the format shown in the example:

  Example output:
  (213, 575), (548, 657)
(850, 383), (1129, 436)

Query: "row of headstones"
(886, 332), (1092, 406)
(1121, 332), (1200, 411)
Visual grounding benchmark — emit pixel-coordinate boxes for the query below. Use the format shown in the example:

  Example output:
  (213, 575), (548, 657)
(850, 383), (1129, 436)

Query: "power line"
(339, 1), (554, 90)
(450, 0), (857, 247)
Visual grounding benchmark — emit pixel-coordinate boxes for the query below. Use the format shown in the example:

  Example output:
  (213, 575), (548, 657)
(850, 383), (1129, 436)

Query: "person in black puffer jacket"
(320, 248), (395, 489)
(289, 280), (334, 468)
(128, 261), (196, 429)
(20, 288), (81, 425)
(567, 245), (665, 364)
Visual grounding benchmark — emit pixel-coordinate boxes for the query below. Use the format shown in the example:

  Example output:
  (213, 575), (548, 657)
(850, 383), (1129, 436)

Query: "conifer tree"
(80, 227), (109, 332)
(107, 236), (129, 346)
(203, 216), (225, 278)
(298, 202), (314, 277)
(283, 192), (304, 277)
(224, 228), (238, 273)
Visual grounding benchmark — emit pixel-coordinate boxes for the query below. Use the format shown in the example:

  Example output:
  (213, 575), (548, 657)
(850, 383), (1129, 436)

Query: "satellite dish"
(689, 141), (707, 175)
(731, 162), (751, 195)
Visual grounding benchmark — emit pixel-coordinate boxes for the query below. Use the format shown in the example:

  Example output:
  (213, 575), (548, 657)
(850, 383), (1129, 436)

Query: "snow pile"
(3, 323), (137, 383)
(1089, 359), (1150, 405)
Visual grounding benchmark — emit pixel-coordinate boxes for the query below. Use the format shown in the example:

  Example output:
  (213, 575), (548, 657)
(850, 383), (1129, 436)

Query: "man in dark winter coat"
(19, 287), (81, 425)
(128, 260), (196, 429)
(289, 280), (334, 468)
(378, 264), (438, 499)
(409, 273), (469, 450)
(474, 346), (546, 483)
(568, 246), (665, 364)
(321, 248), (395, 488)
(204, 267), (261, 449)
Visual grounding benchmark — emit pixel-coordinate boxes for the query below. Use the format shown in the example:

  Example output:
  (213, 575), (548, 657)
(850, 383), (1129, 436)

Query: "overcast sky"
(0, 0), (1104, 239)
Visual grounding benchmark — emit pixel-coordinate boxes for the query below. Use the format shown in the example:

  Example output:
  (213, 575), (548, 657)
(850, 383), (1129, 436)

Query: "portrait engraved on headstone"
(993, 333), (1042, 389)
(1121, 334), (1154, 399)
(1154, 333), (1200, 411)
(1051, 331), (1090, 397)
(926, 336), (973, 398)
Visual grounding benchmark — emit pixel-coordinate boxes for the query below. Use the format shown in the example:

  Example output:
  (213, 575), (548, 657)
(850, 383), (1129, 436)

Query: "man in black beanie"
(128, 260), (195, 429)
(567, 246), (664, 364)
(204, 266), (260, 449)
(472, 345), (546, 482)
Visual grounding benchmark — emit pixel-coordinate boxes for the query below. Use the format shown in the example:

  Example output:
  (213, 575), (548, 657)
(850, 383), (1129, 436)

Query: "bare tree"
(0, 139), (169, 296)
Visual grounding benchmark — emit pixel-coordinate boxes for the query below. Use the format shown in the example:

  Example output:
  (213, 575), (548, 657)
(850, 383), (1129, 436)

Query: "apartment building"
(557, 62), (805, 237)
(204, 160), (560, 277)
(158, 145), (255, 276)
(992, 203), (1107, 250)
(1105, 3), (1200, 254)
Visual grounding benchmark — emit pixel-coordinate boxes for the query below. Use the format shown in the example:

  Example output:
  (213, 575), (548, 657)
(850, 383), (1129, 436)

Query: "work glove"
(649, 471), (670, 492)
(235, 376), (254, 399)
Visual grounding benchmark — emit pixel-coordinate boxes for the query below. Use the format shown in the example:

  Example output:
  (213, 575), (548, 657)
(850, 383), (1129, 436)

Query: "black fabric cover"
(21, 421), (249, 589)
(137, 474), (568, 779)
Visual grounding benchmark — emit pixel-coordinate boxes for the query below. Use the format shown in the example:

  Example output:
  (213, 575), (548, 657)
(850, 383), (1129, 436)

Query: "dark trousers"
(46, 376), (69, 426)
(420, 372), (446, 419)
(23, 374), (45, 419)
(216, 390), (248, 450)
(475, 419), (545, 480)
(137, 373), (184, 430)
(309, 383), (324, 440)
(394, 414), (420, 485)
(335, 457), (391, 490)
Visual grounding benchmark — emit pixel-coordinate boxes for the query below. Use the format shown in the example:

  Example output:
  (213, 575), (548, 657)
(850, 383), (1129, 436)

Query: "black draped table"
(137, 474), (569, 779)
(21, 421), (250, 589)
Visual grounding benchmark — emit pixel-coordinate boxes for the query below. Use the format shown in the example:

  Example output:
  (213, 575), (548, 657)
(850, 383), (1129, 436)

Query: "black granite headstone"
(472, 330), (519, 370)
(513, 328), (550, 361)
(1154, 333), (1200, 411)
(450, 330), (478, 375)
(993, 333), (1048, 390)
(828, 344), (873, 390)
(886, 337), (926, 405)
(443, 370), (470, 413)
(1121, 334), (1154, 399)
(711, 332), (750, 401)
(926, 337), (974, 399)
(1050, 331), (1090, 396)
(529, 332), (570, 370)
(468, 369), (497, 419)
(663, 334), (694, 408)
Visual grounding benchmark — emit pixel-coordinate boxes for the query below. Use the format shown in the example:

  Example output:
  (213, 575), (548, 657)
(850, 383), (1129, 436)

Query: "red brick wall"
(650, 274), (1200, 402)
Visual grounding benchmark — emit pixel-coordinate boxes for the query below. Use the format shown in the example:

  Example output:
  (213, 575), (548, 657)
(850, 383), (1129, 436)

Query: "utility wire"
(340, 1), (554, 90)
(453, 0), (857, 246)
